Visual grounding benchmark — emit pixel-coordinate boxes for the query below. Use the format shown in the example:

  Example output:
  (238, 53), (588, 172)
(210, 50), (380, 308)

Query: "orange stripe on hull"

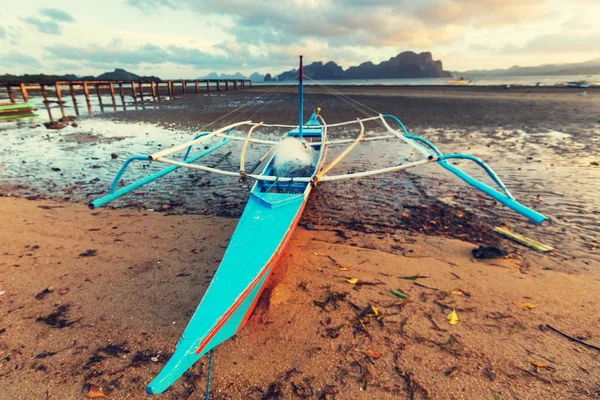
(195, 193), (310, 356)
(235, 200), (308, 331)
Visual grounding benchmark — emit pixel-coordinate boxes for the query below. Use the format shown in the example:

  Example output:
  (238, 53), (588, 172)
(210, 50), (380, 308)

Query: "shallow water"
(1, 96), (599, 270)
(257, 74), (600, 87)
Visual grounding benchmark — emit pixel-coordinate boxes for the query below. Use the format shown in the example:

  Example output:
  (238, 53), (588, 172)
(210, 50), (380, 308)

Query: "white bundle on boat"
(273, 137), (316, 177)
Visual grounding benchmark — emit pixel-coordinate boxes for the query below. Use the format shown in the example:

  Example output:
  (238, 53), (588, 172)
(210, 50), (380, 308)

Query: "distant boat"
(0, 101), (34, 112)
(566, 81), (591, 88)
(0, 101), (37, 121)
(448, 77), (469, 85)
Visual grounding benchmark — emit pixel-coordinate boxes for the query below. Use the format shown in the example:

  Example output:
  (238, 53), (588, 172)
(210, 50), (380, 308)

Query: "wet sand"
(1, 197), (600, 399)
(97, 85), (600, 130)
(1, 85), (600, 398)
(3, 84), (598, 270)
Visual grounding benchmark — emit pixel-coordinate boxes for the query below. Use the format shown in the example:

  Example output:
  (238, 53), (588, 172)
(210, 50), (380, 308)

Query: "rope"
(302, 78), (420, 160)
(199, 84), (286, 132)
(244, 85), (290, 122)
(222, 84), (288, 128)
(305, 76), (381, 117)
(303, 76), (382, 121)
(205, 349), (213, 400)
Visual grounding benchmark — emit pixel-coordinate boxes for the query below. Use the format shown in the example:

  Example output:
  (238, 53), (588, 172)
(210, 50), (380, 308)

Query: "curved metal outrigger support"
(381, 114), (550, 226)
(439, 154), (513, 199)
(89, 130), (233, 210)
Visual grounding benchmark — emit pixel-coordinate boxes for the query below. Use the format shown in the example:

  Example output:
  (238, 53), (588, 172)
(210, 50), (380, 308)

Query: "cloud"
(0, 25), (5, 38)
(419, 0), (550, 26)
(23, 8), (75, 35)
(469, 43), (489, 51)
(45, 41), (290, 70)
(51, 61), (85, 71)
(502, 32), (600, 54)
(23, 17), (62, 35)
(125, 0), (551, 49)
(562, 15), (594, 30)
(125, 0), (179, 12)
(500, 43), (521, 53)
(44, 37), (375, 73)
(1, 52), (42, 68)
(40, 8), (75, 23)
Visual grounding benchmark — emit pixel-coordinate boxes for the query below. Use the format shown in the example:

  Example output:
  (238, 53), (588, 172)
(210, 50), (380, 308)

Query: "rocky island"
(272, 51), (451, 81)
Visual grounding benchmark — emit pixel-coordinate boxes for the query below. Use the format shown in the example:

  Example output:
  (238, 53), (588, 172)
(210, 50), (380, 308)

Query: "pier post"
(69, 83), (76, 104)
(216, 81), (220, 91)
(130, 82), (138, 104)
(83, 82), (92, 113)
(44, 102), (54, 122)
(195, 81), (199, 93)
(249, 80), (252, 88)
(95, 84), (104, 110)
(150, 82), (157, 102)
(20, 83), (29, 102)
(54, 82), (64, 104)
(69, 83), (79, 115)
(6, 85), (16, 103)
(139, 83), (145, 102)
(71, 89), (80, 116)
(234, 80), (238, 90)
(155, 82), (161, 101)
(55, 83), (66, 118)
(182, 81), (187, 94)
(118, 83), (126, 109)
(6, 85), (16, 104)
(206, 81), (210, 93)
(226, 80), (230, 90)
(40, 84), (49, 104)
(6, 85), (15, 103)
(109, 82), (117, 110)
(168, 81), (173, 99)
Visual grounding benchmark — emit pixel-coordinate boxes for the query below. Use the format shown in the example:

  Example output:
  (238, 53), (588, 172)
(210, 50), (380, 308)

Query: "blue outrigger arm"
(382, 114), (550, 226)
(89, 131), (232, 210)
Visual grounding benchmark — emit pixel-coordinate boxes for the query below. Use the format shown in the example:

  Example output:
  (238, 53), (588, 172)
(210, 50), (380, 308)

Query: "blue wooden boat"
(90, 56), (550, 395)
(567, 81), (591, 88)
(146, 118), (325, 395)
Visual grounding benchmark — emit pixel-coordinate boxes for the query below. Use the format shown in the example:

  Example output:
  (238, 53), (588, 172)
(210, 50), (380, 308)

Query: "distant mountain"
(96, 68), (160, 81)
(201, 72), (247, 79)
(0, 68), (160, 82)
(97, 68), (141, 80)
(277, 51), (451, 81)
(249, 72), (263, 82)
(454, 58), (600, 77)
(264, 73), (274, 82)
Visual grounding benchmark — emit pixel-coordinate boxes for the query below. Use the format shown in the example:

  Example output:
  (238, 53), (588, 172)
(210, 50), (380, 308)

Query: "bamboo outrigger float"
(90, 56), (550, 395)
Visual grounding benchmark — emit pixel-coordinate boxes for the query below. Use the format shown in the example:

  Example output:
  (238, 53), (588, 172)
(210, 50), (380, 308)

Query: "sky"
(1, 0), (600, 78)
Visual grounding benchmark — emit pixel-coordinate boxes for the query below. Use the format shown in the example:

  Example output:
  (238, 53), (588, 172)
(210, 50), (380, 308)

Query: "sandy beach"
(1, 85), (600, 399)
(1, 197), (600, 399)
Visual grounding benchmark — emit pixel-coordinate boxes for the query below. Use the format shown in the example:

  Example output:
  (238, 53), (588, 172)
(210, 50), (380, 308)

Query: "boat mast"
(298, 55), (304, 139)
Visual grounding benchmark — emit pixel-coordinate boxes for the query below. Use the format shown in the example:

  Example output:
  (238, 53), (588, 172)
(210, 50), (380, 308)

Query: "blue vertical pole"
(298, 55), (304, 139)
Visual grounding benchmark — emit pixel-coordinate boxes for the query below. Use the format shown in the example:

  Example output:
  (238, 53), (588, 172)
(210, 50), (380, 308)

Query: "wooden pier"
(0, 79), (253, 116)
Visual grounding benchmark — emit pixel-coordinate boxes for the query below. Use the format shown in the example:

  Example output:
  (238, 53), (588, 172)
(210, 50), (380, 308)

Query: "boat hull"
(147, 122), (324, 395)
(147, 193), (310, 394)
